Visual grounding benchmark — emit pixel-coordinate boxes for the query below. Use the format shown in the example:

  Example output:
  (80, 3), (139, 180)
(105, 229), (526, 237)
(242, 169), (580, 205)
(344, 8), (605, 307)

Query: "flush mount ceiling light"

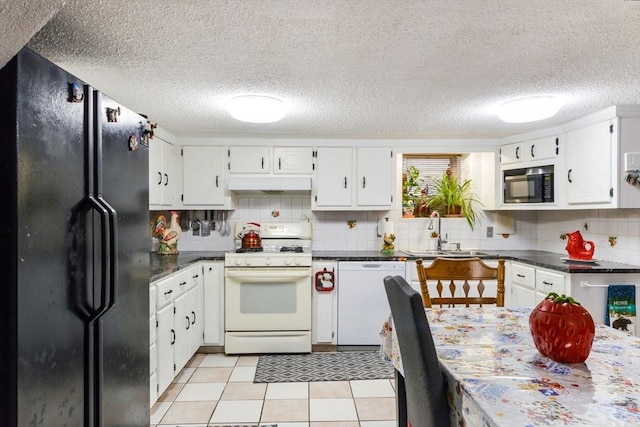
(497, 96), (561, 123)
(225, 95), (287, 123)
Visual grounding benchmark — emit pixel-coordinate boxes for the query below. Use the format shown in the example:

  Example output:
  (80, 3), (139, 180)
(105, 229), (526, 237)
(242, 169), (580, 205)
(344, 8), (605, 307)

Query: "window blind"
(402, 154), (461, 190)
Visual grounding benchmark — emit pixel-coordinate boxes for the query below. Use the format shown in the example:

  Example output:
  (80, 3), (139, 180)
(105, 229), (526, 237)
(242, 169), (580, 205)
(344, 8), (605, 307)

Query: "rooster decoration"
(381, 233), (396, 255)
(153, 211), (182, 254)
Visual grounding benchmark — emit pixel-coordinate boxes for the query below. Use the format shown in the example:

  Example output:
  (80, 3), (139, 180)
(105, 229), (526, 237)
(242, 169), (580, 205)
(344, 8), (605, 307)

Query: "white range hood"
(227, 176), (312, 194)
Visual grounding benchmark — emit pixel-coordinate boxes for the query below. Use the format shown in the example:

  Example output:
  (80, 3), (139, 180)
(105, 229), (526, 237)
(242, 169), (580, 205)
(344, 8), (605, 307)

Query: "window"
(402, 154), (462, 217)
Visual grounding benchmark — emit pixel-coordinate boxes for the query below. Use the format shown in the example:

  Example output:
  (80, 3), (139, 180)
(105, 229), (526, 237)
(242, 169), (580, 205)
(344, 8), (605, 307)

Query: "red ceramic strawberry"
(529, 292), (595, 363)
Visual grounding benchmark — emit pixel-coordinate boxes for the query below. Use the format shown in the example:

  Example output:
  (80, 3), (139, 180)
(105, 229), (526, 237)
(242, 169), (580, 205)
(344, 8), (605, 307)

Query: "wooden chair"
(383, 275), (450, 427)
(416, 257), (505, 308)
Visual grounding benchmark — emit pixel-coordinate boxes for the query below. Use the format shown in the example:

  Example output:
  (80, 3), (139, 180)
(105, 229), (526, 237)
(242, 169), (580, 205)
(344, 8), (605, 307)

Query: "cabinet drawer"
(536, 269), (566, 295)
(511, 263), (535, 289)
(156, 271), (188, 308)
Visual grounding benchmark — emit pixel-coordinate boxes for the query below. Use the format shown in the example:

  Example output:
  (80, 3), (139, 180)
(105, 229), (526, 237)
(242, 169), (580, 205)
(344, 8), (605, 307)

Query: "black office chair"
(384, 275), (450, 427)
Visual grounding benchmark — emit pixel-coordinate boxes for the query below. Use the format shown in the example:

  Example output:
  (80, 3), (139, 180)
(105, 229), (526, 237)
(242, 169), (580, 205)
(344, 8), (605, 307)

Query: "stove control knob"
(244, 258), (253, 266)
(234, 258), (242, 266)
(294, 257), (302, 266)
(284, 258), (292, 266)
(265, 257), (272, 266)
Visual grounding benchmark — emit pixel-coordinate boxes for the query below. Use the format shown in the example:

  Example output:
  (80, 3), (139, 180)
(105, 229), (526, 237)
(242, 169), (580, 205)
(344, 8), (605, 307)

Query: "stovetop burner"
(280, 246), (304, 253)
(235, 247), (264, 253)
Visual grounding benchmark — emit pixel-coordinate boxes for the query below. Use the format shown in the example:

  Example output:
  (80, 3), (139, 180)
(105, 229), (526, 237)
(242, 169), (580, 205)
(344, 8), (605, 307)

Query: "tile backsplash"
(150, 195), (640, 265)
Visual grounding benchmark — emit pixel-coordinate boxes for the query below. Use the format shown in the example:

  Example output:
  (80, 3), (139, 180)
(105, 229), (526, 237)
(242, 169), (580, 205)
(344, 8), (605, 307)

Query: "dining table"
(379, 306), (640, 427)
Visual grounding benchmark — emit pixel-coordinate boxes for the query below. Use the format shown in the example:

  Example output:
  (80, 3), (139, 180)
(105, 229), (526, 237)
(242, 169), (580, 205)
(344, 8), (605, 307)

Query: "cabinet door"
(182, 146), (227, 206)
(511, 283), (537, 307)
(173, 292), (191, 374)
(528, 136), (559, 162)
(312, 261), (338, 344)
(314, 147), (353, 207)
(161, 140), (177, 206)
(274, 146), (313, 174)
(187, 284), (204, 355)
(149, 138), (163, 205)
(156, 303), (174, 396)
(565, 120), (614, 205)
(149, 138), (177, 207)
(203, 262), (224, 345)
(228, 146), (270, 173)
(356, 148), (393, 207)
(501, 141), (527, 165)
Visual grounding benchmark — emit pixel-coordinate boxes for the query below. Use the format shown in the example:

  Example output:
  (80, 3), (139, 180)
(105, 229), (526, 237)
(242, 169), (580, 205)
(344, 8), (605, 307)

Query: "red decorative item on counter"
(565, 230), (595, 260)
(529, 292), (595, 363)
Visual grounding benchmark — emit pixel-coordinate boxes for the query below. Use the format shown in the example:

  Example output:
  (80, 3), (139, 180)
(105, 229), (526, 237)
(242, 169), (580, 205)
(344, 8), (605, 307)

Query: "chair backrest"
(383, 275), (450, 427)
(416, 257), (505, 308)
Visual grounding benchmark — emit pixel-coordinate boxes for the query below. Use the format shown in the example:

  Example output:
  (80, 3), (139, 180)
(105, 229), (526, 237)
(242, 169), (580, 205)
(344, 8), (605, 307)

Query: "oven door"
(225, 267), (311, 331)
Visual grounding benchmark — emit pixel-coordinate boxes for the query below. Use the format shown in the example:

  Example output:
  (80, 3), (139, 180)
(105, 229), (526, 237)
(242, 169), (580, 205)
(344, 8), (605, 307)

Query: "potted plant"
(426, 169), (483, 230)
(402, 165), (423, 217)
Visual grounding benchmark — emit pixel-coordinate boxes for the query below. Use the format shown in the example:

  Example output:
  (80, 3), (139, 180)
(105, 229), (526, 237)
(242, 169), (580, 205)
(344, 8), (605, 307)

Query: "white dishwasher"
(337, 261), (406, 345)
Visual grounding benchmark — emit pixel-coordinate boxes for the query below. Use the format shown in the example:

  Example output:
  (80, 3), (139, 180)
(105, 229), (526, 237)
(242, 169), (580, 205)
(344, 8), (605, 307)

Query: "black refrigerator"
(0, 47), (150, 426)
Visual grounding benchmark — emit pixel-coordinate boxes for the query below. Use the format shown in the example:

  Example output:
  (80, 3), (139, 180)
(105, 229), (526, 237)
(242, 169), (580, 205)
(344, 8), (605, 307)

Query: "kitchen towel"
(605, 284), (636, 336)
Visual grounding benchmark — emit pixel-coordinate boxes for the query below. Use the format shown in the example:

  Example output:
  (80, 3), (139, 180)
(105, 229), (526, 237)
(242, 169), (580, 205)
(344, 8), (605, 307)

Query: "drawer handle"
(516, 274), (525, 278)
(164, 289), (173, 296)
(180, 281), (187, 287)
(185, 316), (190, 329)
(191, 311), (196, 325)
(542, 281), (553, 286)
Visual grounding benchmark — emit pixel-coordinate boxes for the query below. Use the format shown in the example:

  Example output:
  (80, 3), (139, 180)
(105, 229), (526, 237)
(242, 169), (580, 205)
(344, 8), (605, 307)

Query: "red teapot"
(565, 230), (595, 260)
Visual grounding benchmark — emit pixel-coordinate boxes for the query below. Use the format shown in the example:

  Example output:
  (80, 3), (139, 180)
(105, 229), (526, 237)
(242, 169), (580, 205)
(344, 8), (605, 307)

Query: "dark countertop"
(150, 251), (227, 281)
(151, 249), (640, 282)
(312, 250), (640, 274)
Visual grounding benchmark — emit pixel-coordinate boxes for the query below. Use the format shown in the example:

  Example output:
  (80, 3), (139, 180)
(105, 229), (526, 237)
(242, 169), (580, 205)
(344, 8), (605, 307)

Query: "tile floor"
(151, 353), (397, 427)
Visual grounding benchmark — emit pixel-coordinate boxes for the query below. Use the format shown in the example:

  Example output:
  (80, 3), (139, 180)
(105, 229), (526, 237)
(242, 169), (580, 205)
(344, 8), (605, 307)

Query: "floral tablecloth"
(380, 306), (640, 427)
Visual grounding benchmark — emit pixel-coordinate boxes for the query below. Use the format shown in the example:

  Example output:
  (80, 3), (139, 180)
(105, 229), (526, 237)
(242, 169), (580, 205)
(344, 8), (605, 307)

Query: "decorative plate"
(561, 257), (599, 264)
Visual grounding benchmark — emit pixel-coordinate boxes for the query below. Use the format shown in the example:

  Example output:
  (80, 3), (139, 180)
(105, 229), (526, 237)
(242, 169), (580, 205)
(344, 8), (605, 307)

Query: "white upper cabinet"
(313, 147), (353, 208)
(274, 146), (313, 174)
(501, 136), (559, 166)
(182, 146), (233, 208)
(149, 137), (179, 208)
(312, 146), (394, 210)
(228, 146), (271, 174)
(564, 120), (615, 206)
(228, 146), (312, 175)
(356, 147), (394, 207)
(498, 106), (640, 210)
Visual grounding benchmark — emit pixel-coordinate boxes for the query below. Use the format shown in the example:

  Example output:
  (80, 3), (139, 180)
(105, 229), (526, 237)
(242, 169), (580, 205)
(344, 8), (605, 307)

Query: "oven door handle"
(225, 268), (311, 281)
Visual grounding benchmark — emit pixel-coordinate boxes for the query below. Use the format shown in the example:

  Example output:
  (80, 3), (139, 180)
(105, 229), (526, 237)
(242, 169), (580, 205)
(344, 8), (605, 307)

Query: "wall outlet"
(486, 226), (494, 238)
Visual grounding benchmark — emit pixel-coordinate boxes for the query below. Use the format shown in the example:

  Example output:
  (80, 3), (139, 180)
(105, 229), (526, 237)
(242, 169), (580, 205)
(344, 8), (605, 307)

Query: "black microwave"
(503, 165), (554, 203)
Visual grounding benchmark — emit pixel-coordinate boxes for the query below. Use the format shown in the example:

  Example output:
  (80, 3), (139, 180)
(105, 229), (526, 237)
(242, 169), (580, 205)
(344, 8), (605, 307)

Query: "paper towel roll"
(380, 220), (394, 237)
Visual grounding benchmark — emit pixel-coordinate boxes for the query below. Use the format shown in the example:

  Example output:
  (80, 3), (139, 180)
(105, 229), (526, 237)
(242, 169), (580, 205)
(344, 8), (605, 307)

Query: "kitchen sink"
(401, 249), (494, 258)
(441, 250), (494, 257)
(401, 250), (448, 257)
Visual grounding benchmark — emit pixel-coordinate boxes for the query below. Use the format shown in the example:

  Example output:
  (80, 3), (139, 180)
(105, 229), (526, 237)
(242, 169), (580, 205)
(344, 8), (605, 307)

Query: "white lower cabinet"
(510, 262), (536, 306)
(173, 266), (204, 375)
(508, 261), (566, 307)
(151, 264), (204, 403)
(312, 261), (338, 345)
(203, 262), (225, 345)
(149, 284), (157, 405)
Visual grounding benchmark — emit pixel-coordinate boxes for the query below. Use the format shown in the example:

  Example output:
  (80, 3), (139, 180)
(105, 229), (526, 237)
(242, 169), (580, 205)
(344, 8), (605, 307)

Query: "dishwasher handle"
(339, 262), (405, 271)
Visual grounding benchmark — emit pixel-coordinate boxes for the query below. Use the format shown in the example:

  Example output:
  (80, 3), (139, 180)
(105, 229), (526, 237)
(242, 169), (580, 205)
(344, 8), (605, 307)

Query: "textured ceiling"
(18, 0), (640, 139)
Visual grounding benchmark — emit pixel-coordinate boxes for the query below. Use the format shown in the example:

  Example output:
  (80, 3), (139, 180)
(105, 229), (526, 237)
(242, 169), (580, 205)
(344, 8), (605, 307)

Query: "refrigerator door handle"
(93, 90), (119, 313)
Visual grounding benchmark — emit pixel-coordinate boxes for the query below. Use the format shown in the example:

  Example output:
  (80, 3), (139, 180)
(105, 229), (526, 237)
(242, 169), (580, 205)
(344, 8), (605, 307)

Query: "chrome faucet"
(429, 211), (447, 250)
